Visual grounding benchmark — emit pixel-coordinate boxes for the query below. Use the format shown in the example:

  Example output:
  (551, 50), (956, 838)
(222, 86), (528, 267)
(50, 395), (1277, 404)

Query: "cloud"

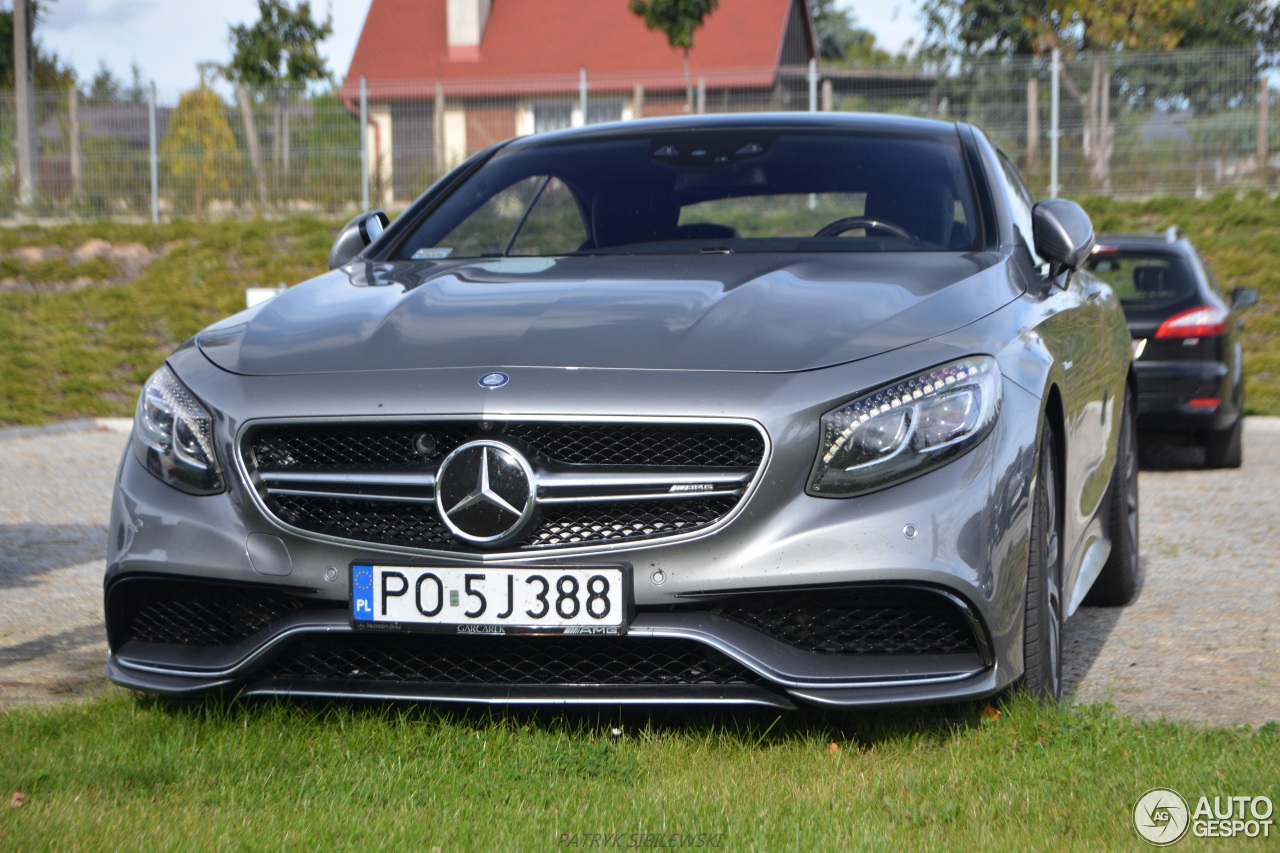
(43, 0), (153, 31)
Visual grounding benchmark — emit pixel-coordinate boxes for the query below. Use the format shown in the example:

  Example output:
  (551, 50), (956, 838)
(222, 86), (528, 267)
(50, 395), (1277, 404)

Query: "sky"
(31, 0), (923, 102)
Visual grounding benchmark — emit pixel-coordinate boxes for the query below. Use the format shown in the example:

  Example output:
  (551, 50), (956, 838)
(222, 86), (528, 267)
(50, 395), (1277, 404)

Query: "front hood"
(199, 253), (1020, 376)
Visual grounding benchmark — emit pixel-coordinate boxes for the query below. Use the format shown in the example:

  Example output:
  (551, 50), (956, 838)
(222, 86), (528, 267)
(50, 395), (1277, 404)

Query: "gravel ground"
(1, 418), (1277, 726)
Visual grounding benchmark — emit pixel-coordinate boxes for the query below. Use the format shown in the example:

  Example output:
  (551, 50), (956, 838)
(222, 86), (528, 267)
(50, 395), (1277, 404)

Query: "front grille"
(710, 587), (979, 656)
(273, 495), (454, 549)
(502, 423), (762, 467)
(109, 579), (307, 647)
(260, 635), (765, 686)
(250, 424), (473, 468)
(249, 422), (764, 470)
(270, 495), (738, 551)
(109, 580), (980, 662)
(531, 499), (737, 547)
(243, 419), (765, 553)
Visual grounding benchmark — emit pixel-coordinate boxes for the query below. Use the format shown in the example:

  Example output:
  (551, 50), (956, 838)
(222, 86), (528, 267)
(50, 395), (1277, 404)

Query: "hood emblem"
(479, 372), (510, 389)
(436, 440), (535, 545)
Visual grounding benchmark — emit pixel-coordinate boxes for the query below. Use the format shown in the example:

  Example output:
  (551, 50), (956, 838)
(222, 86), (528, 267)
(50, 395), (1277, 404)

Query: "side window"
(996, 151), (1037, 258)
(509, 177), (589, 256)
(433, 176), (544, 257)
(415, 175), (587, 259)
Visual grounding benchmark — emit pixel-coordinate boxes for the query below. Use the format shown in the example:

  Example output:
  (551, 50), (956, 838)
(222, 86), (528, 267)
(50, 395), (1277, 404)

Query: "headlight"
(808, 357), (1001, 497)
(132, 365), (224, 495)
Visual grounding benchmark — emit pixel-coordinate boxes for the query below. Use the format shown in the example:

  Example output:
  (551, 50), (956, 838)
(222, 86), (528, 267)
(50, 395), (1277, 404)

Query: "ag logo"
(1134, 788), (1190, 846)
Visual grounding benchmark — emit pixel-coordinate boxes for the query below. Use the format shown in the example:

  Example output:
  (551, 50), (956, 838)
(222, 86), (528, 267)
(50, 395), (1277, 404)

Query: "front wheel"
(1023, 425), (1064, 702)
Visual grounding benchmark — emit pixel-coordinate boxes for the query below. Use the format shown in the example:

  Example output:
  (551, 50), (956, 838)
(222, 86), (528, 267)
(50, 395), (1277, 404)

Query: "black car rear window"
(394, 129), (981, 259)
(1086, 250), (1197, 309)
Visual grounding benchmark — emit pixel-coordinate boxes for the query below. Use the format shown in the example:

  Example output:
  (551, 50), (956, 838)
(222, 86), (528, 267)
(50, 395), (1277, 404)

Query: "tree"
(0, 3), (75, 89)
(123, 62), (148, 105)
(85, 60), (120, 104)
(919, 0), (1280, 189)
(921, 0), (1189, 58)
(162, 82), (242, 217)
(86, 60), (148, 105)
(225, 0), (334, 193)
(811, 0), (891, 66)
(225, 0), (334, 87)
(629, 0), (720, 109)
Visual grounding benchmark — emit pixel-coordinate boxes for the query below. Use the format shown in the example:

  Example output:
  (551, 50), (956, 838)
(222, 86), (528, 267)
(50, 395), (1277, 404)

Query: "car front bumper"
(105, 344), (1043, 708)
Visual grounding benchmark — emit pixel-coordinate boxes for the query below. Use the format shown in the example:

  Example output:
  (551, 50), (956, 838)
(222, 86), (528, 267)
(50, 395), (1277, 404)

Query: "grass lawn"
(0, 194), (1279, 426)
(1, 690), (1276, 849)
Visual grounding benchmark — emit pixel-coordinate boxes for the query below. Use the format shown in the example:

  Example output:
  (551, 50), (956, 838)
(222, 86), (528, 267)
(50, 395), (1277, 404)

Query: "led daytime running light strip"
(156, 370), (216, 465)
(822, 364), (980, 466)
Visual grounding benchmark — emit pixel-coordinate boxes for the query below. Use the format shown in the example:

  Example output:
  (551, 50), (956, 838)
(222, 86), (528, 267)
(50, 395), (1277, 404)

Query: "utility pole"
(14, 0), (37, 208)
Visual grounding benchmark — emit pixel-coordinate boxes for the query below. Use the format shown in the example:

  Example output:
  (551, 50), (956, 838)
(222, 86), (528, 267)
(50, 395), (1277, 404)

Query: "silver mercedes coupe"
(106, 113), (1138, 708)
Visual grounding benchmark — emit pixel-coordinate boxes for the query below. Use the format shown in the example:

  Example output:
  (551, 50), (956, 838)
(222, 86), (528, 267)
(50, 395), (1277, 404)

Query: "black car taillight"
(1154, 305), (1228, 339)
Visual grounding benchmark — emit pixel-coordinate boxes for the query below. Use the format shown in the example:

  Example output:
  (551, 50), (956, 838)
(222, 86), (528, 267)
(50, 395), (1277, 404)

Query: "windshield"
(395, 129), (982, 259)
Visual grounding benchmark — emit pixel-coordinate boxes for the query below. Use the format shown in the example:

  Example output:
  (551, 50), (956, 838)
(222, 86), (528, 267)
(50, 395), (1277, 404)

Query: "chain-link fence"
(1, 48), (1273, 220)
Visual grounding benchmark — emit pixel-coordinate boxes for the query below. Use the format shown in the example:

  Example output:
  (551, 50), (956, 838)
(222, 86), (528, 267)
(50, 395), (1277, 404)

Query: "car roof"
(1096, 231), (1192, 249)
(501, 111), (967, 151)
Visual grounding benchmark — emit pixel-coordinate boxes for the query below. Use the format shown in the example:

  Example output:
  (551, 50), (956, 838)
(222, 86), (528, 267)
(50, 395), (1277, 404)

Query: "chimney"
(447, 0), (491, 61)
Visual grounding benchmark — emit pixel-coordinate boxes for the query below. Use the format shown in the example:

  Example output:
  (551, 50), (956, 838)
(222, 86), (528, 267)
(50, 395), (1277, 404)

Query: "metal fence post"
(808, 58), (818, 112)
(360, 75), (370, 212)
(1050, 48), (1061, 199)
(579, 66), (588, 124)
(69, 84), (82, 203)
(1259, 73), (1270, 178)
(149, 82), (159, 225)
(14, 0), (35, 209)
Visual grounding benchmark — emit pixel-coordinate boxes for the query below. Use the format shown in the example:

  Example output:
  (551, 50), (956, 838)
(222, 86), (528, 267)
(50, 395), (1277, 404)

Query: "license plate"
(350, 563), (630, 635)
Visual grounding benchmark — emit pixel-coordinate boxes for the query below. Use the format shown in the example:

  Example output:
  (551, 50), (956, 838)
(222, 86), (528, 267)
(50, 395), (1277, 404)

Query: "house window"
(533, 104), (573, 133)
(529, 100), (624, 134)
(586, 101), (624, 125)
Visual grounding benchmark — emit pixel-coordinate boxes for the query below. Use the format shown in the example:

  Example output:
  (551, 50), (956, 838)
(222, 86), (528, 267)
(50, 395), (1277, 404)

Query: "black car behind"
(1088, 230), (1257, 467)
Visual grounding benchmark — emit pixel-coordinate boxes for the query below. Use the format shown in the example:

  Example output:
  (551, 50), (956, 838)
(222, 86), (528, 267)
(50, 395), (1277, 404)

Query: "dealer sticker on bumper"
(351, 563), (629, 634)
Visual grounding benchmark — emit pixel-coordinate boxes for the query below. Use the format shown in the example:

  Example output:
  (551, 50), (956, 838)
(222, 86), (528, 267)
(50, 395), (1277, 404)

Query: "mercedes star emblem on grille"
(435, 440), (536, 545)
(479, 372), (510, 388)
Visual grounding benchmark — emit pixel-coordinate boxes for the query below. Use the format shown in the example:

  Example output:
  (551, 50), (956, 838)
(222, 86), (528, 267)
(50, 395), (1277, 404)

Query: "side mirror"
(1231, 287), (1258, 310)
(329, 210), (390, 270)
(1032, 198), (1095, 278)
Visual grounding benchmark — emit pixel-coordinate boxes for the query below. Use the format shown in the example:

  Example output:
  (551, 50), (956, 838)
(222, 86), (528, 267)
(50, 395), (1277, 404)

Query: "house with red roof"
(342, 0), (820, 203)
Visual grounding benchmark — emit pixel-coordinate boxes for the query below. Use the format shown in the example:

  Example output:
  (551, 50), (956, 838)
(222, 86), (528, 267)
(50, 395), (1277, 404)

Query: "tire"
(1086, 387), (1140, 606)
(1205, 416), (1243, 469)
(1023, 425), (1064, 703)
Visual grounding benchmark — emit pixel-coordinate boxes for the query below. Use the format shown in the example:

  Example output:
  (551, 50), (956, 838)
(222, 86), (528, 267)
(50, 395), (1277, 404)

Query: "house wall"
(443, 110), (469, 168)
(389, 102), (434, 204)
(466, 106), (519, 151)
(641, 98), (690, 118)
(368, 106), (394, 206)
